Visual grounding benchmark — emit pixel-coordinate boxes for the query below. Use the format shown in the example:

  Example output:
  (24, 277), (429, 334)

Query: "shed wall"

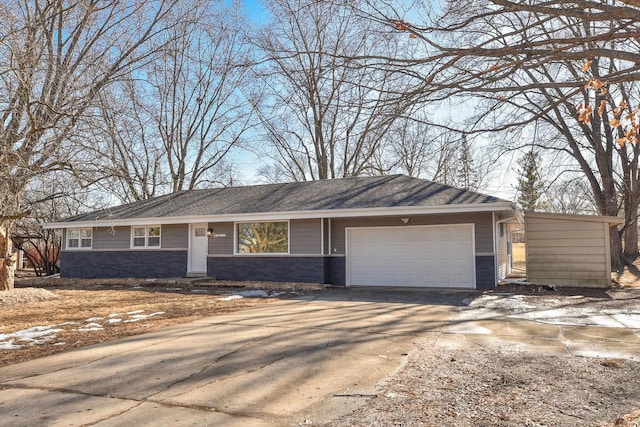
(525, 215), (610, 287)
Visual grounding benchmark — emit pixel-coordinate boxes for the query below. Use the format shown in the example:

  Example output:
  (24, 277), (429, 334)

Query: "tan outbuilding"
(525, 212), (623, 288)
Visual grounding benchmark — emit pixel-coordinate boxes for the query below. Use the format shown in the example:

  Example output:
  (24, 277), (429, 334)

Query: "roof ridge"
(186, 174), (408, 193)
(54, 174), (510, 223)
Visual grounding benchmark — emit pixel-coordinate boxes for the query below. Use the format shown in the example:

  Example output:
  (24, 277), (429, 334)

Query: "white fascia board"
(43, 202), (514, 229)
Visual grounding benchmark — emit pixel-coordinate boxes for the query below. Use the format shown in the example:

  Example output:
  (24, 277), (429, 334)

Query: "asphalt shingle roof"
(61, 175), (510, 222)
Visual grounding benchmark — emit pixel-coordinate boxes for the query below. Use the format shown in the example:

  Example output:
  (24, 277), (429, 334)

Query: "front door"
(188, 223), (208, 274)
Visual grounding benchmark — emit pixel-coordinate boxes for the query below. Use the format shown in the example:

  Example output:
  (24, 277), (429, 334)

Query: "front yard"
(0, 277), (320, 367)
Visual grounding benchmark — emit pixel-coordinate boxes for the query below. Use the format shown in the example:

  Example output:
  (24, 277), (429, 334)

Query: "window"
(67, 228), (92, 249)
(237, 221), (288, 254)
(131, 226), (161, 248)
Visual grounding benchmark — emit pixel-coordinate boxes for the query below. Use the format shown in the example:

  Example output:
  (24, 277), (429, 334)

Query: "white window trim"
(234, 220), (290, 255)
(130, 225), (162, 249)
(66, 227), (93, 250)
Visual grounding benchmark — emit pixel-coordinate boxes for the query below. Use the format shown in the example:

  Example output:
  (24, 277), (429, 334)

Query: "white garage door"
(346, 224), (475, 288)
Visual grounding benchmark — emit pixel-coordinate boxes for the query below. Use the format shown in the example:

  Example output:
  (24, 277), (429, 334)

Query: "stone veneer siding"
(325, 257), (346, 286)
(207, 256), (326, 284)
(61, 250), (187, 278)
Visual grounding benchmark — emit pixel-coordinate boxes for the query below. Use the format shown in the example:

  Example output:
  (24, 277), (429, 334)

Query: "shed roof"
(524, 211), (623, 225)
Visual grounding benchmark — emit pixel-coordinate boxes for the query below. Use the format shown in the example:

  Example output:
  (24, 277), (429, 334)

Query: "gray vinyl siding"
(161, 224), (188, 249)
(92, 226), (130, 250)
(208, 222), (234, 255)
(88, 224), (187, 250)
(329, 213), (494, 255)
(525, 214), (611, 287)
(290, 219), (322, 254)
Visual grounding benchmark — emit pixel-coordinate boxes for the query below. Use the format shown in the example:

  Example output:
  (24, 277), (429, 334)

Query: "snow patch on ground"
(123, 312), (165, 322)
(0, 325), (64, 349)
(78, 322), (104, 332)
(218, 289), (285, 301)
(468, 294), (537, 311)
(466, 293), (640, 329)
(219, 294), (243, 302)
(1, 310), (167, 350)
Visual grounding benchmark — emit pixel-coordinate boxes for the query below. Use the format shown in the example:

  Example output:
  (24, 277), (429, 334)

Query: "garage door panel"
(347, 225), (475, 288)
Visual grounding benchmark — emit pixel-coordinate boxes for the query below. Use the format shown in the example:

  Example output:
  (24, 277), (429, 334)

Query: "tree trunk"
(0, 258), (15, 291)
(623, 223), (639, 261)
(0, 224), (16, 291)
(610, 226), (625, 271)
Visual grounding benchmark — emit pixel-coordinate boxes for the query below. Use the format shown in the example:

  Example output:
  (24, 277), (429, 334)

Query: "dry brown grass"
(0, 277), (322, 367)
(512, 242), (526, 263)
(612, 261), (640, 289)
(614, 410), (640, 426)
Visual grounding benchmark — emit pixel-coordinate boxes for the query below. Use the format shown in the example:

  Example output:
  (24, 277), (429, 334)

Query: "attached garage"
(346, 224), (476, 288)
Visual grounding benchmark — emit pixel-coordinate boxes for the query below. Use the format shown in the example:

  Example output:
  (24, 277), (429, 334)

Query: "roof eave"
(524, 211), (623, 225)
(43, 202), (515, 229)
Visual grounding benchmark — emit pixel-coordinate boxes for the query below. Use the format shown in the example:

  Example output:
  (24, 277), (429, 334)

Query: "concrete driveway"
(2, 287), (639, 426)
(0, 288), (473, 427)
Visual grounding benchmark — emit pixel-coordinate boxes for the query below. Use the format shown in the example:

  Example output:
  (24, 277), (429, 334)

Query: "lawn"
(0, 277), (321, 367)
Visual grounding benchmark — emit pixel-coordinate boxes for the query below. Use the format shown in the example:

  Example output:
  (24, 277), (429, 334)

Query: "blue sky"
(242, 0), (269, 22)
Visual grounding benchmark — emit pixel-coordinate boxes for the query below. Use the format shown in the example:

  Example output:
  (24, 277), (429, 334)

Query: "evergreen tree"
(516, 150), (547, 211)
(454, 135), (479, 190)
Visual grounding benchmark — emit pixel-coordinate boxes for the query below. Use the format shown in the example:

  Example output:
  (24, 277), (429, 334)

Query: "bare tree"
(348, 0), (640, 267)
(87, 79), (167, 203)
(548, 177), (596, 215)
(379, 118), (490, 191)
(80, 0), (251, 202)
(0, 0), (184, 290)
(252, 0), (416, 181)
(13, 176), (97, 276)
(147, 0), (253, 192)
